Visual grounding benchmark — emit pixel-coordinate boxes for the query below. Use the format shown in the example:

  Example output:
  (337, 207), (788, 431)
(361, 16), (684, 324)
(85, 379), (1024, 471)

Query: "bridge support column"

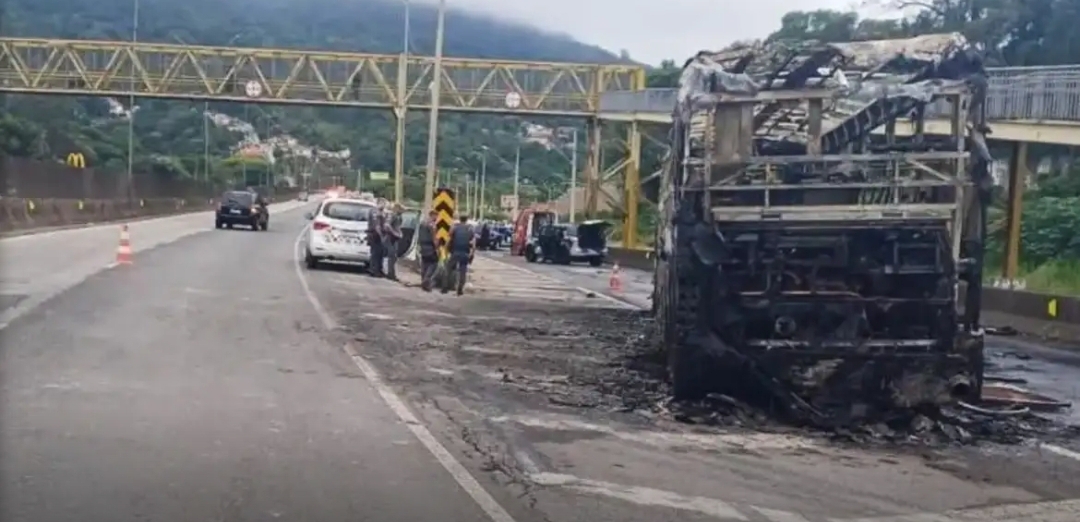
(1003, 141), (1030, 280)
(584, 117), (601, 218)
(393, 107), (406, 203)
(622, 122), (642, 248)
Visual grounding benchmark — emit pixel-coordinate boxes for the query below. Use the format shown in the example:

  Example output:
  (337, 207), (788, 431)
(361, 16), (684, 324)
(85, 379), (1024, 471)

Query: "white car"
(303, 197), (377, 269)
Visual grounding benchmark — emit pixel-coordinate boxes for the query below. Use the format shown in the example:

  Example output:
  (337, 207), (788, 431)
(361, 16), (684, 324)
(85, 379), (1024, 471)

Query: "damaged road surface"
(305, 255), (1080, 522)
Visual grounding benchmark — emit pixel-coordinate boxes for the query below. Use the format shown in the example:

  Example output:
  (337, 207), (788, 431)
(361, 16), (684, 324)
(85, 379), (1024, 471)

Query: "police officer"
(368, 199), (387, 277)
(416, 209), (440, 291)
(384, 202), (405, 281)
(442, 215), (474, 296)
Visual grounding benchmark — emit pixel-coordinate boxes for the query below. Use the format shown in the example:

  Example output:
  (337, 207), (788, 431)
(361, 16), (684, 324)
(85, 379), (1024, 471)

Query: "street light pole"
(126, 0), (139, 201)
(422, 0), (446, 212)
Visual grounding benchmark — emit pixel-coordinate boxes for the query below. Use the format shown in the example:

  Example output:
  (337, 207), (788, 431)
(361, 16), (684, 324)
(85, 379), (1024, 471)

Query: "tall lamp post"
(422, 0), (447, 212)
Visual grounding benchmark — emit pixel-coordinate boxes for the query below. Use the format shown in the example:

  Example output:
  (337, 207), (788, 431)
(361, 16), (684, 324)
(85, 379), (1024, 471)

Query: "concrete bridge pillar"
(1002, 141), (1031, 280)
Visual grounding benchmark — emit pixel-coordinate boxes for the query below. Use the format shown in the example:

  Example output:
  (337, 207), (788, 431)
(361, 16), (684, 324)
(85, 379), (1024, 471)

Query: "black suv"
(215, 190), (269, 231)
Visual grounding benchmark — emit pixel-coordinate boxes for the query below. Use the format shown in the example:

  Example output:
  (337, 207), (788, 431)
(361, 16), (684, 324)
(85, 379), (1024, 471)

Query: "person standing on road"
(442, 215), (475, 296)
(417, 209), (440, 291)
(368, 199), (387, 277)
(384, 202), (404, 281)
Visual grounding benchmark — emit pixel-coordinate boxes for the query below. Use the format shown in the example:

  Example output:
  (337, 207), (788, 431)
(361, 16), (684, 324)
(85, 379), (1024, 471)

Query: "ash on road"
(309, 255), (1080, 522)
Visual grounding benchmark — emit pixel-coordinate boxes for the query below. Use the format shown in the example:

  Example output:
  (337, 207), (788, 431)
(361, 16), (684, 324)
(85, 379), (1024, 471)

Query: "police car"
(302, 196), (378, 270)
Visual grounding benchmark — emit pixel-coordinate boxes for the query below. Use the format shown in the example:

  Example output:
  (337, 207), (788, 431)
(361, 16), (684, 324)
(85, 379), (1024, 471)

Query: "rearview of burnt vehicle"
(645, 33), (993, 424)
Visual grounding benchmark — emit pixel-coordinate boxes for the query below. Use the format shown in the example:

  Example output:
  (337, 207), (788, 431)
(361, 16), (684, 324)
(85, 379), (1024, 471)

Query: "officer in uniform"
(416, 210), (440, 291)
(368, 199), (387, 277)
(442, 215), (475, 296)
(384, 202), (405, 281)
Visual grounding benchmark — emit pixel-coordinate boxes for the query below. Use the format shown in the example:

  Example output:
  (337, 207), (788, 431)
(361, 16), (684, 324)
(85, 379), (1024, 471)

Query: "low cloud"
(415, 0), (873, 64)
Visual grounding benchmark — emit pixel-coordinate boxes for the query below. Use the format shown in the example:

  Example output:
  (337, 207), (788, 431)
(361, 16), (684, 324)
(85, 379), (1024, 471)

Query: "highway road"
(0, 203), (500, 522)
(1, 203), (1079, 522)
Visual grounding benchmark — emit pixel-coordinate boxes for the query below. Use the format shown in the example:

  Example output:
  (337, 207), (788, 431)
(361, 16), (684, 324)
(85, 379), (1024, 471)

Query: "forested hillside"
(0, 0), (626, 201)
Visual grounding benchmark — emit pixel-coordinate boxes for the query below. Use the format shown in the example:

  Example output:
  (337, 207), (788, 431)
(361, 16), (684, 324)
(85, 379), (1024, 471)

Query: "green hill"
(0, 0), (627, 202)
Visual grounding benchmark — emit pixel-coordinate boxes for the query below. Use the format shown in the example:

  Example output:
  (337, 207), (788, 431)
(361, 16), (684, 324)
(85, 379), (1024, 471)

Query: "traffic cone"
(116, 225), (133, 265)
(609, 262), (622, 293)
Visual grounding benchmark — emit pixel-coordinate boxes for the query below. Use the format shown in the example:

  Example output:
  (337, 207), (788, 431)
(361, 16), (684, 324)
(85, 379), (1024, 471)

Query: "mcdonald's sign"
(66, 152), (86, 169)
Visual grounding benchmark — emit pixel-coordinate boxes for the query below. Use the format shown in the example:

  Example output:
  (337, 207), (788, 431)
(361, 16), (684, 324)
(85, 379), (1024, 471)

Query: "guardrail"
(605, 247), (1080, 329)
(600, 65), (1080, 123)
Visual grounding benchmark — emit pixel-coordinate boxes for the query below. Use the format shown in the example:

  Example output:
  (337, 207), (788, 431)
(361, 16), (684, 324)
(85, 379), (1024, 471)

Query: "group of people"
(366, 199), (405, 280)
(415, 211), (475, 296)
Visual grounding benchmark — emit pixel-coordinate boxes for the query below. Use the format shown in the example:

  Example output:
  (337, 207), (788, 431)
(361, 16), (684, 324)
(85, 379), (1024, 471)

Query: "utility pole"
(422, 0), (447, 212)
(479, 149), (487, 221)
(393, 0), (410, 203)
(464, 173), (471, 217)
(126, 0), (139, 201)
(203, 103), (210, 184)
(512, 144), (521, 221)
(569, 128), (579, 221)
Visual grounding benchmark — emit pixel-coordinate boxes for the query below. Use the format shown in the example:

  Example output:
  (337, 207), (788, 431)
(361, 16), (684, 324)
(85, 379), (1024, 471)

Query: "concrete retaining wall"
(1, 192), (300, 235)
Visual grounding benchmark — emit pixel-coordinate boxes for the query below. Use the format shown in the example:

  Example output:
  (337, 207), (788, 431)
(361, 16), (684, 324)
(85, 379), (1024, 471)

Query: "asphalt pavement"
(2, 207), (1079, 522)
(0, 204), (496, 522)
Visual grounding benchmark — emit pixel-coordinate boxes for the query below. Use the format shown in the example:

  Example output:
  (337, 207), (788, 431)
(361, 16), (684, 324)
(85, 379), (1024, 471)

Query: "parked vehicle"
(525, 220), (610, 266)
(303, 197), (377, 270)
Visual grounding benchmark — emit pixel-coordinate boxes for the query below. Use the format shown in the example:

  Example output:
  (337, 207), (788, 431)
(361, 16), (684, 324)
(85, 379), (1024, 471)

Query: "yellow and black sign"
(433, 187), (456, 257)
(66, 152), (85, 168)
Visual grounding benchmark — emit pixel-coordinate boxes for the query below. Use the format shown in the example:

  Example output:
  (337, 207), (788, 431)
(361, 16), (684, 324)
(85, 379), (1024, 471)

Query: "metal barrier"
(606, 247), (1080, 327)
(600, 65), (1080, 123)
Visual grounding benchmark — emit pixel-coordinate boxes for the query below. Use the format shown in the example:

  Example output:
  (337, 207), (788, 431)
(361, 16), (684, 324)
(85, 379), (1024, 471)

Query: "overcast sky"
(431, 0), (899, 65)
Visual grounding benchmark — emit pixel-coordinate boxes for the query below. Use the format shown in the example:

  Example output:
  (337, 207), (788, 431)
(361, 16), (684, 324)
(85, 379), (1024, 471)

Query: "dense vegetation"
(0, 0), (641, 205)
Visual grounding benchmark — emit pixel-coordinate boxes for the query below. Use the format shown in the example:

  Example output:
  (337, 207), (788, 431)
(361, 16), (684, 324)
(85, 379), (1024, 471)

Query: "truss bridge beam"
(0, 38), (644, 116)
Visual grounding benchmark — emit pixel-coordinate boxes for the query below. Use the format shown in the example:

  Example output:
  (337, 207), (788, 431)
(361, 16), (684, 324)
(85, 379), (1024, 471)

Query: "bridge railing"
(600, 65), (1080, 122)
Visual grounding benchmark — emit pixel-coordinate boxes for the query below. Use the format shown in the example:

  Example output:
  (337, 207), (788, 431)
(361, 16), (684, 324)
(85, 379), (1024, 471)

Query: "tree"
(0, 0), (627, 198)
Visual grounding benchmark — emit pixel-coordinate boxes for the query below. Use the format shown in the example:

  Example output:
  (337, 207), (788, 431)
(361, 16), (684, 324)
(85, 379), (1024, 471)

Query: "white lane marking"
(528, 472), (748, 520)
(750, 507), (812, 522)
(834, 514), (952, 521)
(834, 498), (1080, 521)
(490, 415), (817, 453)
(1041, 443), (1080, 462)
(480, 257), (639, 310)
(292, 227), (518, 522)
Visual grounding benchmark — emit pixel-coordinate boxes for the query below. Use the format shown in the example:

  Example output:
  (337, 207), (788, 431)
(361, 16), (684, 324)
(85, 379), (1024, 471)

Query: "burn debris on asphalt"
(465, 304), (1078, 449)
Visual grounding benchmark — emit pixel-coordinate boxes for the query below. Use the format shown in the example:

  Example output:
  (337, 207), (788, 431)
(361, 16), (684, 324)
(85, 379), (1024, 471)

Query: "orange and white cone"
(116, 225), (133, 265)
(609, 262), (622, 293)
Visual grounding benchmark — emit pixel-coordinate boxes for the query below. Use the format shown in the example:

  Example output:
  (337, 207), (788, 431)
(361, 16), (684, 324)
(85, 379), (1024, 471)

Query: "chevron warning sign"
(433, 187), (455, 257)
